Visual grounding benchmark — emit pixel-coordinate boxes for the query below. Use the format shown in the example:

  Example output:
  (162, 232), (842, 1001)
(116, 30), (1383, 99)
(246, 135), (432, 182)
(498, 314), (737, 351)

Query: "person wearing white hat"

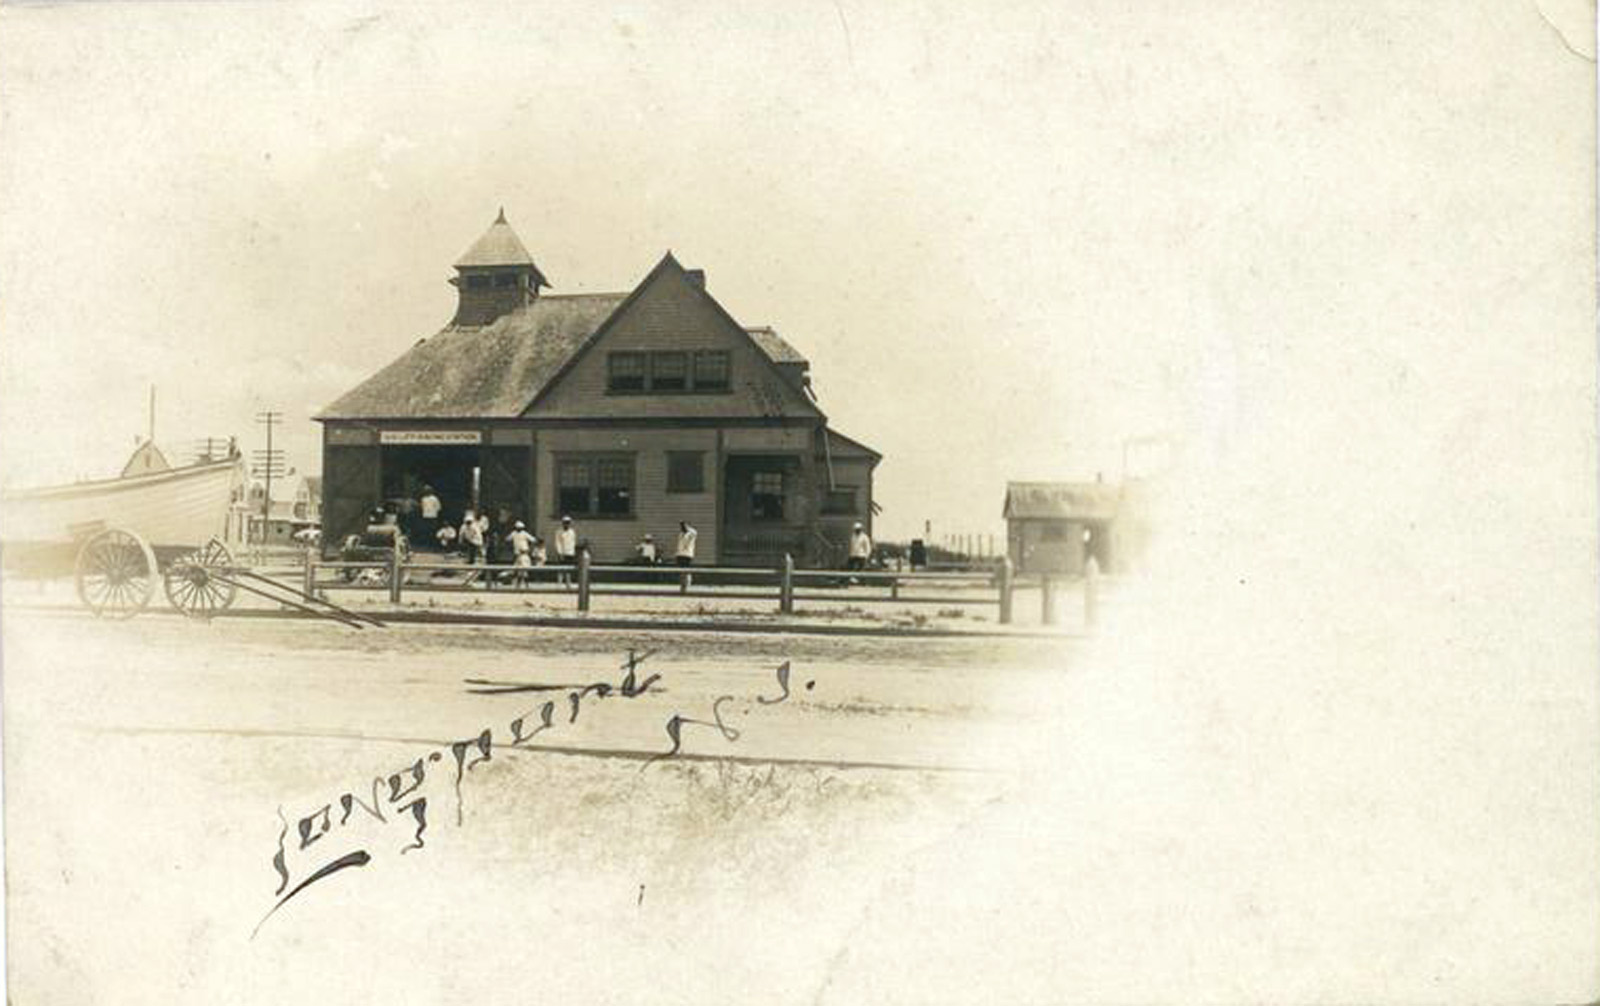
(506, 520), (535, 585)
(635, 532), (658, 564)
(847, 521), (873, 573)
(555, 515), (578, 563)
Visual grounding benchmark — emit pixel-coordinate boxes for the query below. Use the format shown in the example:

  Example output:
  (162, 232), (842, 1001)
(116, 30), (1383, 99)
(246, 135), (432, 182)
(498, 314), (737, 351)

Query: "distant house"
(315, 210), (881, 567)
(1003, 481), (1121, 575)
(293, 475), (322, 522)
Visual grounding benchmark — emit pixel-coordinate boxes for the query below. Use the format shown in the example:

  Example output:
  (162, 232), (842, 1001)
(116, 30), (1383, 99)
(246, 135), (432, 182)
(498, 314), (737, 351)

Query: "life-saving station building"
(316, 211), (880, 567)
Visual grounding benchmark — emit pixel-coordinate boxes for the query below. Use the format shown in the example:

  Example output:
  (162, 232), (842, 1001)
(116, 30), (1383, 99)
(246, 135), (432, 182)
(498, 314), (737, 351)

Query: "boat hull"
(1, 458), (243, 550)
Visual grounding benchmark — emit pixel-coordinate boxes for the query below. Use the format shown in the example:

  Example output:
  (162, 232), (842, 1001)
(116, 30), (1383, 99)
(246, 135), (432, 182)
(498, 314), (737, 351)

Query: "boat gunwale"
(2, 457), (242, 504)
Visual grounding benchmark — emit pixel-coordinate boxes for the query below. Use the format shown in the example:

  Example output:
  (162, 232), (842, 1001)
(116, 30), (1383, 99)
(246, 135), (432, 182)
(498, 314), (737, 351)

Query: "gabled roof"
(316, 294), (626, 419)
(454, 209), (538, 269)
(745, 326), (807, 364)
(1003, 481), (1121, 521)
(320, 251), (837, 423)
(524, 252), (825, 420)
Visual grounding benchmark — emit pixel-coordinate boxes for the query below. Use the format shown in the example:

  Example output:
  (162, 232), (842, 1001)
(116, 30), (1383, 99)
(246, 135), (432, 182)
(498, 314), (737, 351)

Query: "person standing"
(555, 516), (578, 563)
(506, 520), (535, 585)
(554, 515), (578, 586)
(848, 522), (873, 572)
(418, 485), (442, 547)
(675, 521), (697, 566)
(459, 510), (483, 564)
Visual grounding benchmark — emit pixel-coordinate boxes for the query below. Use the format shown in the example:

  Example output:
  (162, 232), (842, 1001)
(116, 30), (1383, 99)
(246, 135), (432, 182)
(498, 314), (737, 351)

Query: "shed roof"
(317, 294), (627, 419)
(454, 209), (537, 268)
(745, 326), (807, 364)
(1003, 481), (1121, 521)
(824, 427), (882, 461)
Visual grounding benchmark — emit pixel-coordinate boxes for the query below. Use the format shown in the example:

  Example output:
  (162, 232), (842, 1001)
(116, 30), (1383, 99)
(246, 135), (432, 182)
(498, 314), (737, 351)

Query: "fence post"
(577, 550), (592, 612)
(780, 553), (794, 614)
(1042, 575), (1057, 625)
(1084, 555), (1100, 628)
(302, 547), (315, 597)
(998, 557), (1013, 624)
(679, 565), (691, 594)
(388, 543), (402, 604)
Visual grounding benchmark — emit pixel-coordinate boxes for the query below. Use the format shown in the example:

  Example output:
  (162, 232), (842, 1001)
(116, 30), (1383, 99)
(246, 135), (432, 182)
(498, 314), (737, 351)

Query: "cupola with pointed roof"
(450, 208), (550, 326)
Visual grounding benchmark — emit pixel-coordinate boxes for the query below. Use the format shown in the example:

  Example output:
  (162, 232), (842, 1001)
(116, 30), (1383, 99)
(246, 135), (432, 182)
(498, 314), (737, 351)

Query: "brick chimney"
(450, 208), (549, 326)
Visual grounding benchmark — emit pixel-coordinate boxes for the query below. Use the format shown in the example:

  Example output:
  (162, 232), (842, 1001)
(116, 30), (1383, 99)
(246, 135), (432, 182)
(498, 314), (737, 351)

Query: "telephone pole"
(253, 411), (285, 544)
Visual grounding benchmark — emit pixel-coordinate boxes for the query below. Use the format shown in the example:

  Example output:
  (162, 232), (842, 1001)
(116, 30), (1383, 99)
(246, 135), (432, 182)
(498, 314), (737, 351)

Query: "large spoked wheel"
(163, 538), (239, 618)
(74, 527), (158, 619)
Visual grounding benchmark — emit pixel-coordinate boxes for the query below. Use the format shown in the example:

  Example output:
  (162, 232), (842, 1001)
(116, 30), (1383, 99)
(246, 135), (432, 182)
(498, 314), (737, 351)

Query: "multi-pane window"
(607, 352), (646, 392)
(465, 274), (492, 290)
(555, 455), (635, 517)
(694, 351), (731, 391)
(557, 459), (592, 516)
(606, 350), (732, 393)
(666, 452), (705, 493)
(493, 272), (518, 288)
(596, 458), (633, 515)
(751, 471), (785, 520)
(650, 352), (689, 392)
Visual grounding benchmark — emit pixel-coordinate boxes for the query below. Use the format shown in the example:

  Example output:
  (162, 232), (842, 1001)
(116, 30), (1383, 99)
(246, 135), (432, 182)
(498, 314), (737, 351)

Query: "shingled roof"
(1003, 481), (1122, 521)
(317, 292), (822, 420)
(318, 294), (626, 419)
(454, 208), (536, 268)
(745, 326), (807, 364)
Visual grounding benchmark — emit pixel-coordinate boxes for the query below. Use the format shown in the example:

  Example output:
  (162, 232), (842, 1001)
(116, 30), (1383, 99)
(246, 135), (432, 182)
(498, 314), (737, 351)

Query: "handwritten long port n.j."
(253, 651), (809, 938)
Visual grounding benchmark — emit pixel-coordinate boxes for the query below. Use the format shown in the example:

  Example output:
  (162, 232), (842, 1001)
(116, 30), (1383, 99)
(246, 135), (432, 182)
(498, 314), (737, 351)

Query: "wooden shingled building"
(316, 210), (880, 568)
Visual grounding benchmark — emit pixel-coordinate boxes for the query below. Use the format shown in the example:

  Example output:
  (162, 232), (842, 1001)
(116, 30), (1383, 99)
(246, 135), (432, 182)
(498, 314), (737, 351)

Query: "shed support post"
(1085, 556), (1100, 628)
(780, 553), (795, 614)
(302, 548), (315, 598)
(388, 543), (402, 604)
(998, 557), (1014, 625)
(577, 551), (591, 612)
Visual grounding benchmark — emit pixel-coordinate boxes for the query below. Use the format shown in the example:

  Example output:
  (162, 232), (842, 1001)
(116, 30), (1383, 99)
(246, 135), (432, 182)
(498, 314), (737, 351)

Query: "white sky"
(0, 0), (1591, 546)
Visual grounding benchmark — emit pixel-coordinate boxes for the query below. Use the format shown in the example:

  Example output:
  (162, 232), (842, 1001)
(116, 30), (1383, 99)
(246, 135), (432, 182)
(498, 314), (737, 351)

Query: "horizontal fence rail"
(297, 548), (1104, 626)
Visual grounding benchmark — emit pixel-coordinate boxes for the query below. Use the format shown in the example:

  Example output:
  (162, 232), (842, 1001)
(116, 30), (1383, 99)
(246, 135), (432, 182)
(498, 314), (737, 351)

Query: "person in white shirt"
(635, 533), (658, 564)
(555, 516), (578, 563)
(435, 523), (458, 552)
(554, 515), (579, 586)
(675, 521), (697, 566)
(418, 485), (442, 546)
(506, 520), (535, 585)
(848, 522), (873, 572)
(459, 510), (484, 564)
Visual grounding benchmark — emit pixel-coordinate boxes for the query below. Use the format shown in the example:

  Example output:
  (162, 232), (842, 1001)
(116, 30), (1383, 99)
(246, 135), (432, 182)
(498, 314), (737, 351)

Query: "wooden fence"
(299, 549), (1100, 627)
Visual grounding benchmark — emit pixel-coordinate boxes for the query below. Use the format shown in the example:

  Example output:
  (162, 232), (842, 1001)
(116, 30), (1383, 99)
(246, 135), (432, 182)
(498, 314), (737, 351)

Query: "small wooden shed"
(1002, 481), (1121, 575)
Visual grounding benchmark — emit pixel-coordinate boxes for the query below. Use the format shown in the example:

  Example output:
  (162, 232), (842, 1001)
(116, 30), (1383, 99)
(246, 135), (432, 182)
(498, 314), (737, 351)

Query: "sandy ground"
(2, 607), (1079, 1004)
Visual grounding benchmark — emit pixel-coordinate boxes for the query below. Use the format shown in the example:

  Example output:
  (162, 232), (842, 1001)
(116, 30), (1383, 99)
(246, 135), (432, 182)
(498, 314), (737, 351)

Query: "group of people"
(432, 507), (700, 581)
(391, 485), (871, 574)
